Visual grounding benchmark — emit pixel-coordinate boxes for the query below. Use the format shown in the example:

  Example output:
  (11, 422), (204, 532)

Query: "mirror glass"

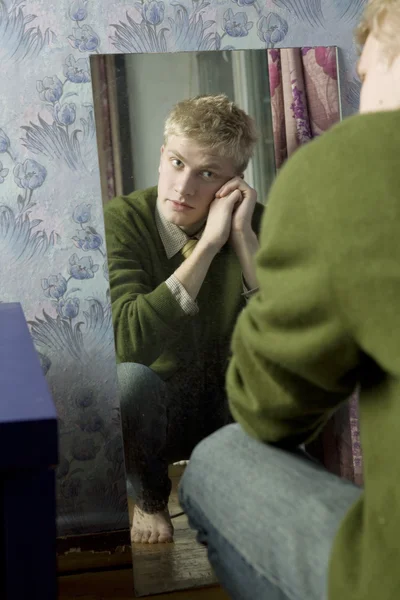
(90, 47), (340, 597)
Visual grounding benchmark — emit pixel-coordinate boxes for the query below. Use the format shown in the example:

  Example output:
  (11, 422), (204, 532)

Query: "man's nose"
(175, 171), (196, 196)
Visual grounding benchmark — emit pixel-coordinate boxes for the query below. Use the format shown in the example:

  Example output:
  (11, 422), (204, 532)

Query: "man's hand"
(215, 177), (257, 238)
(174, 189), (241, 302)
(199, 189), (242, 253)
(216, 177), (259, 291)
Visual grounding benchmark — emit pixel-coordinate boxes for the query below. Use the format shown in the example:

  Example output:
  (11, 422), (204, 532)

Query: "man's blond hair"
(164, 94), (258, 174)
(356, 0), (400, 61)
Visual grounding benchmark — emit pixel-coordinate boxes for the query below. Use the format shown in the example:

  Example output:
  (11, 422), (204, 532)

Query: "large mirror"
(90, 47), (340, 597)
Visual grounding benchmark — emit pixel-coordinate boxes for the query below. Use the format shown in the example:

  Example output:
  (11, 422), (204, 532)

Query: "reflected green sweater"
(227, 110), (400, 600)
(104, 187), (263, 382)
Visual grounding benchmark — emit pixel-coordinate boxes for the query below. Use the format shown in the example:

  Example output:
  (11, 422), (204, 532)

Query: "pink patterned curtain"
(268, 47), (340, 169)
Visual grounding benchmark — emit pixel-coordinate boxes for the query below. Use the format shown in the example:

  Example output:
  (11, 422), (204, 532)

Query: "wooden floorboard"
(57, 529), (132, 574)
(57, 465), (223, 599)
(58, 569), (230, 599)
(131, 469), (218, 597)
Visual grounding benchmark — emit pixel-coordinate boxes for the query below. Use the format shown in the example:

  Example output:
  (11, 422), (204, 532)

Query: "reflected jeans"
(179, 424), (362, 600)
(117, 362), (232, 513)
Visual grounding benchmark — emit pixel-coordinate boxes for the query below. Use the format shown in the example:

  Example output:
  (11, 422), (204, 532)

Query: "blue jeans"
(179, 424), (362, 600)
(117, 362), (232, 513)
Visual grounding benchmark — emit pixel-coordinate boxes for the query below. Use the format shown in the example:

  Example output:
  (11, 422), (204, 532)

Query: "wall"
(126, 52), (200, 190)
(0, 0), (365, 535)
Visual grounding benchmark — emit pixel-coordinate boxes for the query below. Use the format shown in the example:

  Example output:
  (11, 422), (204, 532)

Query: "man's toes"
(132, 528), (149, 543)
(132, 531), (142, 543)
(148, 531), (159, 544)
(141, 529), (152, 543)
(158, 528), (173, 543)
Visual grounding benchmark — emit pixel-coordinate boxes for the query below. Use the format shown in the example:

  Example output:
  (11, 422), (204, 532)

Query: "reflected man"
(104, 95), (264, 543)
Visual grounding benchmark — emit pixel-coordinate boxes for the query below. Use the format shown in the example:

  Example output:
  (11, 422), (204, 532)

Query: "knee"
(190, 423), (247, 468)
(179, 424), (244, 502)
(117, 362), (164, 409)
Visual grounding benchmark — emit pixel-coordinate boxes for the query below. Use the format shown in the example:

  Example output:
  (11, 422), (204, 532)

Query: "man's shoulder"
(104, 186), (158, 222)
(269, 110), (400, 217)
(283, 110), (400, 180)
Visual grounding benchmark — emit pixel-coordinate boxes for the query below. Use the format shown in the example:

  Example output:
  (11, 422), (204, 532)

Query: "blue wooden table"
(0, 302), (58, 599)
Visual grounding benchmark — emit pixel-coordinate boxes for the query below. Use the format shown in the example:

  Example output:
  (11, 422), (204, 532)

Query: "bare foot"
(131, 506), (174, 544)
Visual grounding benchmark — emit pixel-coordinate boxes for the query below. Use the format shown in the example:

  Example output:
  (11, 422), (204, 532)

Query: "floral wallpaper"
(0, 0), (366, 535)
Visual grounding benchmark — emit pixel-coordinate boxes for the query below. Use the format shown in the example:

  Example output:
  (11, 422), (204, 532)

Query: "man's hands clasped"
(200, 177), (257, 253)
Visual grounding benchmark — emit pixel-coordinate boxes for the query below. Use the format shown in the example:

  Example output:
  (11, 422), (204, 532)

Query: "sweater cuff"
(165, 275), (199, 316)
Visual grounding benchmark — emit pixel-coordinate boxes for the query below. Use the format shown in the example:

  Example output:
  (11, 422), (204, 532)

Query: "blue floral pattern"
(68, 25), (100, 52)
(69, 0), (88, 22)
(73, 203), (92, 224)
(0, 162), (9, 184)
(14, 159), (47, 190)
(20, 56), (95, 171)
(0, 129), (11, 154)
(233, 0), (257, 6)
(55, 103), (77, 127)
(0, 0), (364, 536)
(139, 0), (165, 26)
(0, 124), (58, 267)
(257, 12), (289, 46)
(223, 9), (253, 37)
(42, 275), (68, 300)
(64, 54), (92, 83)
(0, 1), (55, 63)
(37, 77), (64, 103)
(57, 297), (80, 319)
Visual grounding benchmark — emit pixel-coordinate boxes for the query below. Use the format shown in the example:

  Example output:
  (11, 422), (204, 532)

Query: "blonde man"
(180, 2), (400, 599)
(104, 95), (264, 543)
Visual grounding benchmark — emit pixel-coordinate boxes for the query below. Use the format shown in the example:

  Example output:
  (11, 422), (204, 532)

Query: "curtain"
(267, 46), (340, 169)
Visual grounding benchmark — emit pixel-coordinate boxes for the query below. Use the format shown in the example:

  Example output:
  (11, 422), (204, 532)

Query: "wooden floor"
(58, 569), (230, 599)
(130, 466), (218, 597)
(57, 465), (230, 599)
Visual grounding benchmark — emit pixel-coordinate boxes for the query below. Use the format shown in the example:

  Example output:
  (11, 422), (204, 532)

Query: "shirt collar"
(155, 200), (204, 259)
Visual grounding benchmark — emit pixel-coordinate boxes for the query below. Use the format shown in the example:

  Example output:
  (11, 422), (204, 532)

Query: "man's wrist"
(196, 237), (222, 258)
(231, 228), (258, 253)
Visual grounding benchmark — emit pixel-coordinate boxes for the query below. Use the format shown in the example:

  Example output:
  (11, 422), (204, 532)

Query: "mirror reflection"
(90, 47), (340, 597)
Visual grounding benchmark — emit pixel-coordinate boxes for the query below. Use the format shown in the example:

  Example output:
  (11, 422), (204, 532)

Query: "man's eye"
(172, 159), (183, 168)
(202, 171), (214, 179)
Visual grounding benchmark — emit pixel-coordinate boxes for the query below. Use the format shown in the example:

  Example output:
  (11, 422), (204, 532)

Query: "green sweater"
(227, 109), (400, 600)
(104, 187), (263, 384)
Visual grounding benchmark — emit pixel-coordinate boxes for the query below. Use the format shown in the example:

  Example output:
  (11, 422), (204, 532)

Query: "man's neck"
(180, 220), (206, 237)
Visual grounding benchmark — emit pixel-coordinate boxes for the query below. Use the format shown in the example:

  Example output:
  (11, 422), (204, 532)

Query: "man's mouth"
(168, 200), (194, 210)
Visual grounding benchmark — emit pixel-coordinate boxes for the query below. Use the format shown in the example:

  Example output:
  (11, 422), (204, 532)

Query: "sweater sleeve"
(226, 149), (360, 448)
(165, 274), (199, 316)
(104, 198), (192, 365)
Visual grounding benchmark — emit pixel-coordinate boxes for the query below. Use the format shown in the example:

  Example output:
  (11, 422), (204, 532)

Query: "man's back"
(226, 108), (400, 600)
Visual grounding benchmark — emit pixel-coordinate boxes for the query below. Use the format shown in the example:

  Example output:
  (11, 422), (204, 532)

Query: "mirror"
(90, 47), (340, 597)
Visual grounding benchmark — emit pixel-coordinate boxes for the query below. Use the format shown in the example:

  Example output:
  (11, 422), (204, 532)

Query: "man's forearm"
(231, 230), (259, 291)
(174, 240), (219, 301)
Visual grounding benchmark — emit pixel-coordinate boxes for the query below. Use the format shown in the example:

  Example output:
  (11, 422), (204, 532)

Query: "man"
(179, 1), (400, 599)
(104, 94), (264, 543)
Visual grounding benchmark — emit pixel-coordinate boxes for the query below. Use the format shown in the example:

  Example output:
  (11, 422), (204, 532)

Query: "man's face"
(157, 135), (239, 233)
(358, 33), (400, 114)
